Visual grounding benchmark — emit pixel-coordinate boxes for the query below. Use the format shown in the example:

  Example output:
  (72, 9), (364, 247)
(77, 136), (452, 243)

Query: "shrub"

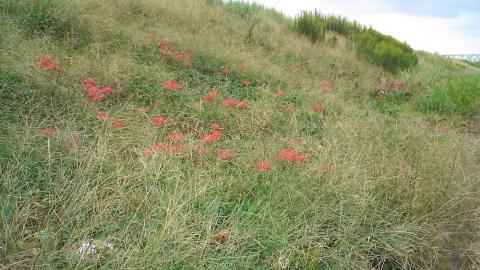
(294, 11), (325, 42)
(415, 76), (480, 116)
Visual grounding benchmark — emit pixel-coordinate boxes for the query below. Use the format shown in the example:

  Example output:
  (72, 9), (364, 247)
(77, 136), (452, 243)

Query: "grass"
(1, 0), (480, 269)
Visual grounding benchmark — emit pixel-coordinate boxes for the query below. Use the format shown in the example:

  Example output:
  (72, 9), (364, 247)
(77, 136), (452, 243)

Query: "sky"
(246, 0), (480, 55)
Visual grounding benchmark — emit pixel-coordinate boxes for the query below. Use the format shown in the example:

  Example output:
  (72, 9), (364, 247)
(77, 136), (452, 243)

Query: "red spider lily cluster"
(277, 149), (309, 164)
(321, 80), (331, 93)
(162, 81), (184, 90)
(217, 149), (235, 160)
(276, 90), (285, 97)
(242, 79), (251, 87)
(311, 103), (327, 113)
(224, 98), (237, 108)
(152, 117), (167, 126)
(201, 129), (223, 144)
(39, 55), (60, 71)
(222, 68), (232, 75)
(111, 121), (126, 129)
(255, 161), (273, 172)
(168, 133), (185, 142)
(81, 77), (116, 102)
(42, 127), (56, 136)
(288, 65), (304, 71)
(142, 142), (185, 156)
(392, 81), (405, 90)
(203, 89), (219, 102)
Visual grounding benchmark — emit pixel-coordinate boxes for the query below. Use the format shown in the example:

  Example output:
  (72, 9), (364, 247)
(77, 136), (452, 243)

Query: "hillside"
(1, 0), (479, 269)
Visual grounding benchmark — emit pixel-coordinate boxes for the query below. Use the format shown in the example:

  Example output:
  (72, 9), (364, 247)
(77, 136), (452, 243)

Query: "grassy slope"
(1, 0), (479, 269)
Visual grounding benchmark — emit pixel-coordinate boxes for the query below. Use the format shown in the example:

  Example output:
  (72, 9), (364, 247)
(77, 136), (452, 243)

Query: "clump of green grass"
(415, 76), (480, 116)
(294, 11), (325, 42)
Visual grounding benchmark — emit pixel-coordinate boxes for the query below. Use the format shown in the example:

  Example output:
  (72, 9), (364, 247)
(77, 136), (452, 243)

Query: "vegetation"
(1, 0), (479, 269)
(294, 11), (418, 72)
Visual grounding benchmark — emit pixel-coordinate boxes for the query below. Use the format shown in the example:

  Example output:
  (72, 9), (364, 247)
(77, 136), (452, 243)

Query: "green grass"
(1, 0), (480, 269)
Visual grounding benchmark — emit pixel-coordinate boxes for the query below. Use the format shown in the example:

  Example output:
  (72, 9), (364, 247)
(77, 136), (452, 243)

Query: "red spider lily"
(168, 133), (185, 142)
(211, 123), (222, 130)
(217, 149), (234, 160)
(162, 81), (184, 90)
(96, 113), (111, 120)
(238, 101), (249, 110)
(288, 138), (302, 145)
(147, 31), (157, 37)
(239, 63), (246, 71)
(82, 77), (97, 90)
(280, 104), (294, 113)
(87, 87), (104, 102)
(203, 89), (219, 103)
(242, 79), (251, 87)
(197, 146), (209, 155)
(277, 149), (308, 164)
(321, 80), (331, 93)
(100, 86), (116, 94)
(392, 81), (405, 90)
(167, 144), (185, 154)
(311, 103), (327, 112)
(276, 90), (285, 97)
(111, 121), (126, 129)
(224, 98), (237, 108)
(153, 117), (167, 126)
(213, 232), (229, 244)
(39, 55), (60, 71)
(175, 53), (191, 61)
(184, 62), (193, 68)
(42, 127), (56, 136)
(135, 107), (149, 113)
(222, 69), (231, 75)
(201, 130), (223, 144)
(255, 161), (273, 172)
(143, 143), (167, 156)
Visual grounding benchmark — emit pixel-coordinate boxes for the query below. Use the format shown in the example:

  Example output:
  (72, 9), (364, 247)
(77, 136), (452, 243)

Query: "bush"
(294, 11), (325, 42)
(415, 76), (480, 116)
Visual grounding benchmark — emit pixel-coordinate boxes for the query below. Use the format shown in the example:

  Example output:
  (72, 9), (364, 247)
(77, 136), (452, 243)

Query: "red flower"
(87, 87), (104, 102)
(111, 121), (126, 129)
(153, 117), (167, 126)
(276, 90), (285, 97)
(280, 104), (294, 113)
(217, 149), (234, 160)
(321, 80), (331, 93)
(255, 161), (273, 172)
(167, 144), (185, 154)
(157, 40), (174, 50)
(143, 143), (167, 155)
(147, 31), (157, 37)
(211, 123), (222, 130)
(222, 69), (231, 75)
(203, 89), (219, 103)
(311, 103), (327, 112)
(175, 53), (191, 61)
(238, 101), (249, 110)
(277, 149), (308, 164)
(288, 65), (304, 71)
(100, 86), (116, 94)
(201, 130), (223, 144)
(224, 98), (237, 108)
(168, 133), (185, 142)
(242, 79), (251, 87)
(184, 62), (193, 68)
(96, 113), (111, 120)
(162, 81), (184, 90)
(42, 127), (56, 136)
(39, 55), (60, 71)
(82, 77), (97, 90)
(392, 81), (405, 90)
(135, 107), (149, 113)
(239, 63), (246, 71)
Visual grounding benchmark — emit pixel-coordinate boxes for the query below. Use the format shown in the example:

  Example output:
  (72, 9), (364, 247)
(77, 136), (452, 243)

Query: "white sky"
(246, 0), (480, 55)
